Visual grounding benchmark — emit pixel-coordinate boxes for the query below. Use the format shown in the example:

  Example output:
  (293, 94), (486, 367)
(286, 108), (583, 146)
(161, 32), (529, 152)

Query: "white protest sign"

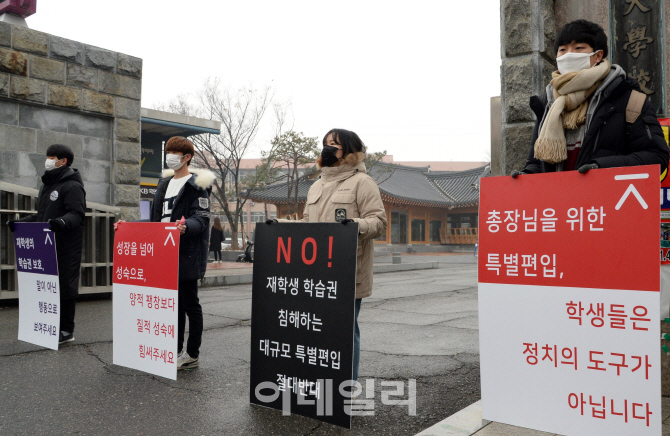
(15, 222), (60, 350)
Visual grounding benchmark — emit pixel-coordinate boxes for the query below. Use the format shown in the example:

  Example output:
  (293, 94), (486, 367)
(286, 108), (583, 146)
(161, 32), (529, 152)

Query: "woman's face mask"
(320, 146), (341, 167)
(556, 51), (599, 74)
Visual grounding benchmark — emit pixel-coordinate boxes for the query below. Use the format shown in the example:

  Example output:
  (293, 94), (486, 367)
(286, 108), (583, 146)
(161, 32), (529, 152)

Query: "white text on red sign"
(486, 253), (562, 278)
(485, 207), (605, 233)
(116, 242), (154, 256)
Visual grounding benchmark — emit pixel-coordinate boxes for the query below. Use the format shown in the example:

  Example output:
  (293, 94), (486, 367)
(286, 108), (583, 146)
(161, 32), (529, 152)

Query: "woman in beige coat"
(298, 128), (387, 381)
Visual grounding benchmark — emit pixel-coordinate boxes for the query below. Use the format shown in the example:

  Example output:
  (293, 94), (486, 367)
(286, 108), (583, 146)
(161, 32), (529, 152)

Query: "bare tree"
(159, 78), (273, 250)
(366, 150), (396, 185)
(262, 131), (319, 216)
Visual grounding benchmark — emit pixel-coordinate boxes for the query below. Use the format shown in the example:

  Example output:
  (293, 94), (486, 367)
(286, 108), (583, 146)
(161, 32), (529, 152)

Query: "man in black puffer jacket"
(115, 137), (213, 371)
(513, 20), (668, 177)
(8, 144), (86, 345)
(151, 136), (213, 370)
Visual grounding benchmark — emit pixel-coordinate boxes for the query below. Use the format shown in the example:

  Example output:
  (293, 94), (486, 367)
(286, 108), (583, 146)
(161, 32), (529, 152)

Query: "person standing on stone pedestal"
(511, 19), (669, 178)
(7, 144), (86, 345)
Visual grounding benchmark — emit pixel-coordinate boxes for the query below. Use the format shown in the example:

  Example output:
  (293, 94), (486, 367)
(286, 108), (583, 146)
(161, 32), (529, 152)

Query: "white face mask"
(45, 159), (58, 171)
(166, 154), (185, 171)
(556, 51), (598, 74)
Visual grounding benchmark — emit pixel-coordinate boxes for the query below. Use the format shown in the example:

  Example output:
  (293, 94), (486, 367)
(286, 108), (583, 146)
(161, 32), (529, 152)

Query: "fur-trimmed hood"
(161, 167), (216, 190)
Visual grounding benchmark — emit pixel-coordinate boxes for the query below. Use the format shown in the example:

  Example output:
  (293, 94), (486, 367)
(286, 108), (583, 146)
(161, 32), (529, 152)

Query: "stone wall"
(0, 22), (142, 220)
(554, 0), (609, 35)
(498, 0), (556, 176)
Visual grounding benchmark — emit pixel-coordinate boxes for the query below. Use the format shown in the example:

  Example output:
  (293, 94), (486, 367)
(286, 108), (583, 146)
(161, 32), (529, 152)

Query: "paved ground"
(201, 252), (468, 279)
(0, 255), (480, 435)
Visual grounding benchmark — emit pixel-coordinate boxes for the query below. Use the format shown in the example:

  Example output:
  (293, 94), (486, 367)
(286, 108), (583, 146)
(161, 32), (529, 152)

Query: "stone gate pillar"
(499, 0), (556, 175)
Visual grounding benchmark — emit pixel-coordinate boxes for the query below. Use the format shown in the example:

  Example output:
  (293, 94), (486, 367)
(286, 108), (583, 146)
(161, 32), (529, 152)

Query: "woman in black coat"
(209, 217), (225, 262)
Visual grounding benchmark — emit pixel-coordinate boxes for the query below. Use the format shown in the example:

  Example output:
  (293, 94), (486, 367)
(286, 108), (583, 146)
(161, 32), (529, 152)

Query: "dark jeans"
(213, 250), (221, 261)
(60, 297), (76, 334)
(353, 298), (361, 381)
(178, 279), (203, 358)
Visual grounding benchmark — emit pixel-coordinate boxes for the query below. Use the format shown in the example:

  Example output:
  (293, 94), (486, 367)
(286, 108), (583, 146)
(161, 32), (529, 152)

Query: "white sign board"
(15, 223), (60, 350)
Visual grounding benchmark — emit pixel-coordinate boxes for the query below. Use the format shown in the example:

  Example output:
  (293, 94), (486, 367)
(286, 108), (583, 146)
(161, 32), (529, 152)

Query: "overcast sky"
(29, 1), (501, 162)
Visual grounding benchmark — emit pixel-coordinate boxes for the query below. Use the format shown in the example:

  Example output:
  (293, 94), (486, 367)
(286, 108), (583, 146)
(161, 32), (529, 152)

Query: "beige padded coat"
(282, 156), (387, 298)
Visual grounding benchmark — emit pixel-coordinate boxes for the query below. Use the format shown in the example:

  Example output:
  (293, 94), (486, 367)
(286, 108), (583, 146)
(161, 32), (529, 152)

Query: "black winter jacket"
(523, 73), (669, 174)
(151, 168), (214, 281)
(18, 167), (86, 299)
(209, 228), (224, 252)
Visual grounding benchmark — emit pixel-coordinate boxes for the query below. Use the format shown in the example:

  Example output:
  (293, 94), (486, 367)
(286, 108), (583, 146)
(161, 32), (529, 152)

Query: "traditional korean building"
(249, 162), (490, 246)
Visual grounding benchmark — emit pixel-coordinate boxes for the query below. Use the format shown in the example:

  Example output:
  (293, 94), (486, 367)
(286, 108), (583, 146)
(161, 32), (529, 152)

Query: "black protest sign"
(250, 222), (358, 428)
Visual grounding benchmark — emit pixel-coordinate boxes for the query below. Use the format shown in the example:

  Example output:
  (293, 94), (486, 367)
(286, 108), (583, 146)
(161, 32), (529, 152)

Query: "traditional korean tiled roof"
(250, 178), (316, 204)
(249, 162), (490, 209)
(370, 162), (453, 207)
(428, 165), (491, 208)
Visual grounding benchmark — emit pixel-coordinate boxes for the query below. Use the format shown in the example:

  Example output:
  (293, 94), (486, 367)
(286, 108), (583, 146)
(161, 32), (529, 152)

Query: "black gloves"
(340, 219), (355, 225)
(265, 219), (278, 225)
(578, 163), (599, 174)
(511, 170), (526, 178)
(7, 220), (16, 232)
(48, 218), (66, 232)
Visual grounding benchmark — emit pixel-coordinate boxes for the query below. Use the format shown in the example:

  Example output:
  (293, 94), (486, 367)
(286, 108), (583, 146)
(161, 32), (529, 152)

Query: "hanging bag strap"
(626, 90), (646, 123)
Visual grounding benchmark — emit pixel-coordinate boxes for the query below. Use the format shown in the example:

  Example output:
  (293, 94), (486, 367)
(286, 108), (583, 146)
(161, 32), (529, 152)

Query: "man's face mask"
(556, 51), (599, 75)
(44, 158), (61, 171)
(320, 145), (341, 167)
(166, 154), (186, 171)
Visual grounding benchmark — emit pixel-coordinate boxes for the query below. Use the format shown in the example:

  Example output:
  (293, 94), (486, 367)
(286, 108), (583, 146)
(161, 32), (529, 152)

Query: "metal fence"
(440, 227), (478, 245)
(0, 181), (120, 300)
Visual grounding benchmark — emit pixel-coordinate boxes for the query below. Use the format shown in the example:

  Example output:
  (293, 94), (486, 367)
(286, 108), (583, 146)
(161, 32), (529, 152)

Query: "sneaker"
(58, 331), (74, 344)
(177, 352), (199, 370)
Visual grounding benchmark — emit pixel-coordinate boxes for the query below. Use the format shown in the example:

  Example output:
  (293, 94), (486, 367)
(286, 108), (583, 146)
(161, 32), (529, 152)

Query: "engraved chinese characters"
(613, 0), (664, 113)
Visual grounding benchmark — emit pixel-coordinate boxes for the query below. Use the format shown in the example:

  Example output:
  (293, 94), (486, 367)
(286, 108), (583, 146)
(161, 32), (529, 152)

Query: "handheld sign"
(479, 165), (661, 435)
(15, 222), (60, 350)
(250, 222), (358, 429)
(113, 222), (180, 380)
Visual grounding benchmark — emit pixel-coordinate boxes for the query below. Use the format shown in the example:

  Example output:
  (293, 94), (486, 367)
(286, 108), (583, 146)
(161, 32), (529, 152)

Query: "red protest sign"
(113, 222), (180, 290)
(479, 165), (660, 292)
(478, 166), (662, 435)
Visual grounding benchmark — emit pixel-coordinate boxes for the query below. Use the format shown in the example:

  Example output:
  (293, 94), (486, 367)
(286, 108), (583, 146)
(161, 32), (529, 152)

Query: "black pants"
(60, 297), (76, 333)
(178, 279), (203, 358)
(213, 250), (221, 261)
